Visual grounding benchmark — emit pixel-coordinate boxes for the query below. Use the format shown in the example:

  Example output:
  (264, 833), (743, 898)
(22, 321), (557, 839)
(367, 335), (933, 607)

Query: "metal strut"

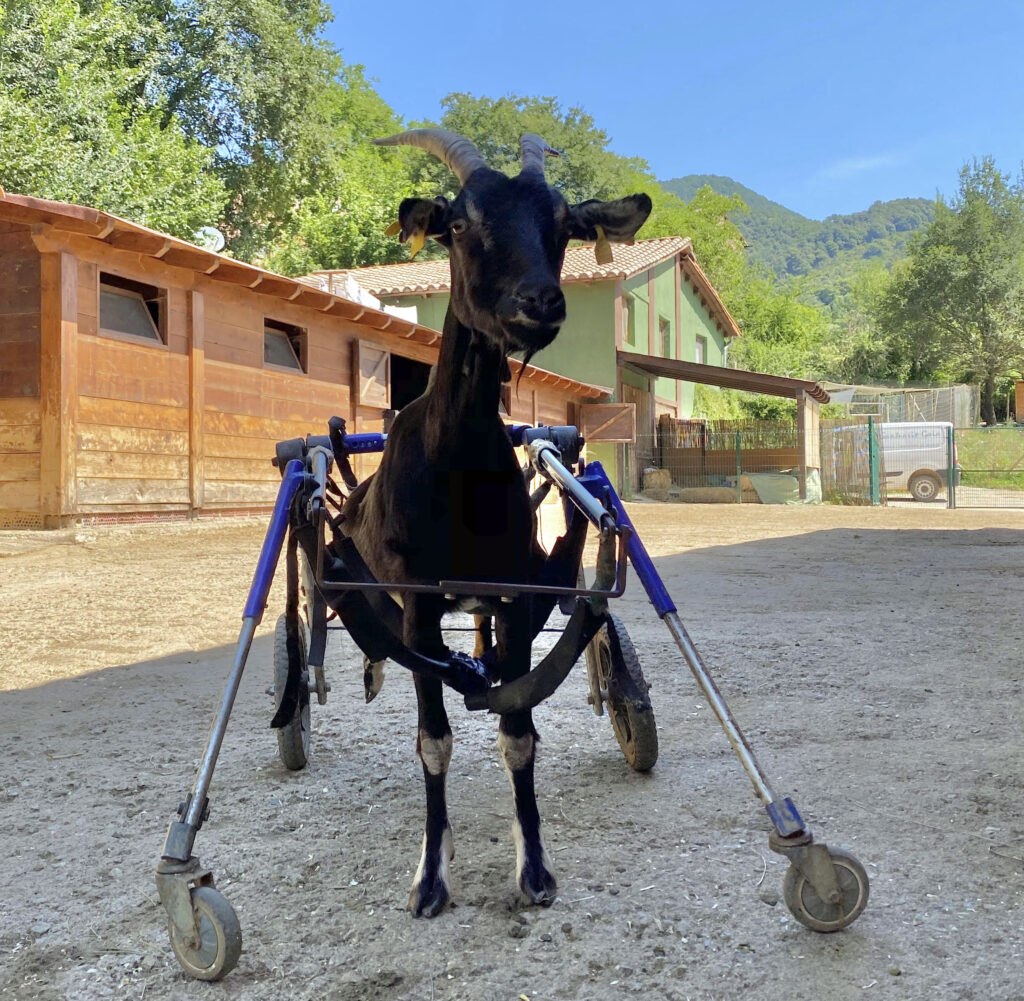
(160, 459), (307, 864)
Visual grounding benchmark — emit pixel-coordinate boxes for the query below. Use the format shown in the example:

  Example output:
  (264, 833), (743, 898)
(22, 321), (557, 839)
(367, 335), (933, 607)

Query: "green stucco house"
(313, 237), (741, 486)
(317, 236), (738, 412)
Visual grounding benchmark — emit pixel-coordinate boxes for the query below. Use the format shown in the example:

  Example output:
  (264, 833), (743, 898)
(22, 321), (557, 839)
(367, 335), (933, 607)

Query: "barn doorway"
(391, 354), (432, 410)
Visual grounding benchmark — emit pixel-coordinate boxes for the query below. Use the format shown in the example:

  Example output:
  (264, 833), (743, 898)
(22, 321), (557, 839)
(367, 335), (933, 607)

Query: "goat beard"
(514, 347), (536, 395)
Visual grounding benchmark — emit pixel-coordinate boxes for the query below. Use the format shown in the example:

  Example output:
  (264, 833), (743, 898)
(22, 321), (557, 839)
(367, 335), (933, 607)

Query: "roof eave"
(0, 191), (608, 400)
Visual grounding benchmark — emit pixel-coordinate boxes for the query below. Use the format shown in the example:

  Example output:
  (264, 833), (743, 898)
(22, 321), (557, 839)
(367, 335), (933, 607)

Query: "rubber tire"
(782, 847), (870, 933)
(168, 885), (242, 981)
(908, 471), (942, 502)
(273, 614), (310, 771)
(586, 615), (658, 772)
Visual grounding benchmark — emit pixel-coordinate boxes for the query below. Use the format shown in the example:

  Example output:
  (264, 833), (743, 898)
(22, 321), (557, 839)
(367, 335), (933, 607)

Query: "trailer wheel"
(586, 614), (658, 772)
(273, 614), (310, 770)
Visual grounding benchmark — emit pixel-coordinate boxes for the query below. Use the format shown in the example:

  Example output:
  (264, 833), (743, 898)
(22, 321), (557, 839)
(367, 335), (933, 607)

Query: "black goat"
(342, 129), (651, 916)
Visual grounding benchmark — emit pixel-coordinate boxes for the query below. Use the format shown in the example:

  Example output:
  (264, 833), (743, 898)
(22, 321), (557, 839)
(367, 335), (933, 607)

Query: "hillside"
(661, 174), (936, 303)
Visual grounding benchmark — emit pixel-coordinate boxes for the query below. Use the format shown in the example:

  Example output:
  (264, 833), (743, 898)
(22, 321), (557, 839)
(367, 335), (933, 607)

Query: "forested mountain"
(661, 175), (936, 303)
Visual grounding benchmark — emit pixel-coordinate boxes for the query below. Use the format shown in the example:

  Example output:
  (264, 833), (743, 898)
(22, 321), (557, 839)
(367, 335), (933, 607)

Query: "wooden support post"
(188, 290), (205, 514)
(796, 390), (820, 501)
(39, 251), (77, 527)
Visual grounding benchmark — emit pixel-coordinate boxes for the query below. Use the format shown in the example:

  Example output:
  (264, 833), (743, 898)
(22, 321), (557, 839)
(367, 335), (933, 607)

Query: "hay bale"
(672, 487), (739, 504)
(642, 467), (672, 502)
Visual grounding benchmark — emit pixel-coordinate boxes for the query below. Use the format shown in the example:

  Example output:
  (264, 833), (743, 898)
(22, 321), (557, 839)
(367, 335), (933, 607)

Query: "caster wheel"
(586, 613), (658, 772)
(783, 847), (869, 932)
(168, 885), (242, 981)
(274, 614), (311, 770)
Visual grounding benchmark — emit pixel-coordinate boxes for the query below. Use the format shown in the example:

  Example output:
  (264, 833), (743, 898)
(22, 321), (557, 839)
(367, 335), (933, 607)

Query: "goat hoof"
(519, 864), (557, 907)
(363, 658), (385, 703)
(409, 878), (451, 918)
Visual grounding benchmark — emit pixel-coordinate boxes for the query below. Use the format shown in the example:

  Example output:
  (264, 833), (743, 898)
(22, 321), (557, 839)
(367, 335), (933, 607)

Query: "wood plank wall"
(2, 232), (594, 524)
(0, 224), (42, 525)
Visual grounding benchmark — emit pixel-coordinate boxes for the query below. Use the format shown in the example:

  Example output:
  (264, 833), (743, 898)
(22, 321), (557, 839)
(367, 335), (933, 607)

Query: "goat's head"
(377, 129), (652, 356)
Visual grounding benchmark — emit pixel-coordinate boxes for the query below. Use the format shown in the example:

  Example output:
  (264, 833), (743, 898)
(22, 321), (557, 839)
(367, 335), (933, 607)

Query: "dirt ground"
(1, 502), (1023, 1001)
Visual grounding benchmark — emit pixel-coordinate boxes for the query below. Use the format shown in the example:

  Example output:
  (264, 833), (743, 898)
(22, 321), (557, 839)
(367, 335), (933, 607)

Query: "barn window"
(264, 319), (306, 372)
(99, 273), (164, 343)
(695, 334), (707, 365)
(390, 353), (431, 410)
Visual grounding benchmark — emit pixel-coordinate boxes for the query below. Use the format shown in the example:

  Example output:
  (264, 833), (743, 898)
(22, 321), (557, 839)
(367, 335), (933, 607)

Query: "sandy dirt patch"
(1, 503), (1023, 1000)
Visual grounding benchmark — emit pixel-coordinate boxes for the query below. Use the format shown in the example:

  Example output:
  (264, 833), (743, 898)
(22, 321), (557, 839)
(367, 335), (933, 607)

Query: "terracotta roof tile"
(312, 237), (692, 297)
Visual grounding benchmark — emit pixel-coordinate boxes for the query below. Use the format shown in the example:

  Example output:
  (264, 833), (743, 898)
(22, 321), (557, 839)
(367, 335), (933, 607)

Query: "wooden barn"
(0, 193), (609, 528)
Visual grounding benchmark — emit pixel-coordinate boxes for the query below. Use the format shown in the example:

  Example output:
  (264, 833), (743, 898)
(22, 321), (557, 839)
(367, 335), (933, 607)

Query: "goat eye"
(450, 219), (468, 236)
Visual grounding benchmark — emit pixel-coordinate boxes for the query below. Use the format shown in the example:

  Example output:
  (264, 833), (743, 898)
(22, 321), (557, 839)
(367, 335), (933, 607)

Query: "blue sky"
(326, 0), (1024, 220)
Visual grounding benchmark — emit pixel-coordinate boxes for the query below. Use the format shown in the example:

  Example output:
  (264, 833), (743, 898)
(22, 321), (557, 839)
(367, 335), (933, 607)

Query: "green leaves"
(0, 0), (225, 237)
(872, 157), (1024, 421)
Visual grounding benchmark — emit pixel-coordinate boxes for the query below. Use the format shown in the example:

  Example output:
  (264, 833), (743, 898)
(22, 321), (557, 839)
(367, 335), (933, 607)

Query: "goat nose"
(519, 284), (565, 318)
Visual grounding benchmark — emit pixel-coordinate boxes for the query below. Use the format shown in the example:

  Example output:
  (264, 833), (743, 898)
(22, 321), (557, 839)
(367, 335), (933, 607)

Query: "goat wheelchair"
(155, 419), (870, 980)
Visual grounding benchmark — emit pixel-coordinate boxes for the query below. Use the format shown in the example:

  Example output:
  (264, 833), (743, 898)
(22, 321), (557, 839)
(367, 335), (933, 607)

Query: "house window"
(695, 335), (707, 365)
(660, 316), (672, 358)
(264, 318), (306, 372)
(99, 273), (164, 343)
(624, 296), (636, 346)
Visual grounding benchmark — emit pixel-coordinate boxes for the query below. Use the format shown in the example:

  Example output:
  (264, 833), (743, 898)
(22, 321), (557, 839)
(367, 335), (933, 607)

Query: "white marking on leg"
(419, 731), (453, 776)
(509, 816), (554, 895)
(510, 816), (527, 883)
(497, 731), (534, 779)
(409, 826), (455, 906)
(411, 832), (428, 893)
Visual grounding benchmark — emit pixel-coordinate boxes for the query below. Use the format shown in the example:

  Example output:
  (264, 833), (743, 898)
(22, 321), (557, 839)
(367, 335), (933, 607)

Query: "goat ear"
(395, 197), (451, 258)
(567, 193), (653, 245)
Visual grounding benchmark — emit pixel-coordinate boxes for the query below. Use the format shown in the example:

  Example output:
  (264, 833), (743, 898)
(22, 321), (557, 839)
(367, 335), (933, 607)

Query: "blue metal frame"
(577, 461), (678, 618)
(242, 458), (306, 621)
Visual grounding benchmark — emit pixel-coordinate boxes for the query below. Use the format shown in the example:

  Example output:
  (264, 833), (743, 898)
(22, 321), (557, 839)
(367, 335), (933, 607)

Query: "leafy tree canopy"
(1, 0), (359, 255)
(0, 0), (225, 237)
(872, 157), (1024, 423)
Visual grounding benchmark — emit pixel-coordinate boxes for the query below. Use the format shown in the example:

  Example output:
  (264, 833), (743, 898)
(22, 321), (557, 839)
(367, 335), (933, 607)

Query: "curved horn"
(519, 134), (557, 176)
(374, 129), (487, 185)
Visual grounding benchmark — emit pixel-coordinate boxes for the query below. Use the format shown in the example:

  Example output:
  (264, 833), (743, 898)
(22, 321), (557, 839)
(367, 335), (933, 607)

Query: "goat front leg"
(496, 605), (556, 906)
(406, 597), (455, 917)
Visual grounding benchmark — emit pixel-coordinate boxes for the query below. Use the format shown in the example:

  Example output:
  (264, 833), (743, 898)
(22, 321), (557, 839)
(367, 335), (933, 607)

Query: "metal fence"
(628, 417), (1024, 508)
(633, 419), (810, 504)
(820, 418), (887, 506)
(954, 427), (1024, 508)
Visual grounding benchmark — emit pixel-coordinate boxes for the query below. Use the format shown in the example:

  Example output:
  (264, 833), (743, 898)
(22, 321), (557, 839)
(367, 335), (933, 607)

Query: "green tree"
(728, 275), (831, 379)
(0, 0), (358, 256)
(137, 0), (344, 256)
(873, 158), (1024, 423)
(258, 64), (415, 273)
(407, 93), (752, 285)
(0, 0), (225, 237)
